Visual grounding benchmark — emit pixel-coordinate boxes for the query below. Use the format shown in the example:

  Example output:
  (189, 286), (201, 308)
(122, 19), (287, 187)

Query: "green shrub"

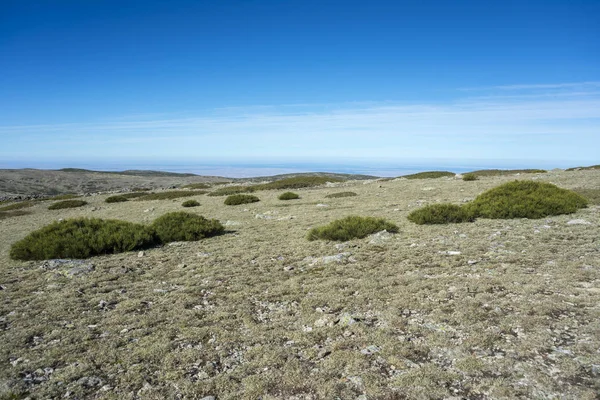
(407, 203), (476, 225)
(182, 199), (200, 207)
(566, 164), (600, 171)
(136, 191), (203, 201)
(224, 194), (260, 205)
(469, 181), (587, 219)
(105, 195), (129, 203)
(402, 171), (455, 179)
(122, 192), (151, 199)
(50, 194), (81, 200)
(48, 200), (88, 210)
(462, 173), (478, 181)
(0, 201), (34, 211)
(207, 186), (255, 197)
(467, 169), (546, 177)
(254, 176), (343, 190)
(307, 216), (399, 241)
(325, 191), (357, 198)
(151, 212), (224, 243)
(182, 183), (211, 189)
(278, 192), (300, 200)
(573, 188), (600, 205)
(0, 210), (31, 220)
(10, 218), (157, 260)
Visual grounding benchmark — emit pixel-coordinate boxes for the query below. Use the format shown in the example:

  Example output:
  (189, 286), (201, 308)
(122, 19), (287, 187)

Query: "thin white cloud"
(460, 81), (600, 91)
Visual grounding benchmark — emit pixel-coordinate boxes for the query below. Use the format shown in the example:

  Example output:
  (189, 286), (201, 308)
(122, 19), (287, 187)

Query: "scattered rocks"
(77, 376), (103, 388)
(360, 345), (381, 355)
(368, 230), (395, 245)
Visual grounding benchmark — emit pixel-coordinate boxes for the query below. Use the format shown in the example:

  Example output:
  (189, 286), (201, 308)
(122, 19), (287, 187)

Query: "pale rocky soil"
(0, 170), (599, 399)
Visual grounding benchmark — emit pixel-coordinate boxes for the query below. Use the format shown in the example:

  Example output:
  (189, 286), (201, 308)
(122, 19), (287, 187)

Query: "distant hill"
(58, 168), (199, 177)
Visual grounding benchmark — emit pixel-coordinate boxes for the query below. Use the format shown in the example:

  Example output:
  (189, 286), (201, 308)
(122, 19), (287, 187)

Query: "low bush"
(307, 216), (399, 241)
(48, 200), (87, 210)
(402, 171), (455, 179)
(207, 186), (255, 197)
(105, 195), (129, 203)
(136, 191), (203, 201)
(151, 212), (224, 243)
(182, 199), (200, 207)
(469, 181), (587, 219)
(50, 194), (81, 200)
(122, 192), (151, 199)
(467, 169), (546, 177)
(0, 201), (34, 211)
(10, 218), (157, 260)
(254, 176), (343, 190)
(407, 203), (476, 225)
(325, 191), (357, 198)
(0, 210), (31, 220)
(278, 192), (300, 200)
(224, 194), (260, 205)
(182, 183), (211, 189)
(462, 173), (478, 181)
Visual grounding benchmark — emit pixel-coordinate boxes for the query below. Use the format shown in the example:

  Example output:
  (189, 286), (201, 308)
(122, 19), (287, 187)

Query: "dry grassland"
(0, 170), (599, 399)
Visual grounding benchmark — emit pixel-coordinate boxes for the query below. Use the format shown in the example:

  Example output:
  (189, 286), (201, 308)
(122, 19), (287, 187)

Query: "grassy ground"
(0, 170), (599, 399)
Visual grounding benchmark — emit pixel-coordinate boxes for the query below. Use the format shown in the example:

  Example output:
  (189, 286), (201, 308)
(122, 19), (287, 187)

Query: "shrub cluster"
(407, 204), (476, 225)
(466, 169), (546, 177)
(50, 194), (81, 200)
(0, 201), (34, 211)
(308, 216), (399, 241)
(207, 186), (255, 197)
(278, 192), (300, 200)
(254, 176), (343, 190)
(122, 192), (151, 199)
(0, 210), (31, 220)
(182, 199), (200, 207)
(136, 191), (203, 201)
(182, 183), (211, 189)
(566, 164), (600, 171)
(407, 181), (588, 224)
(48, 200), (88, 210)
(325, 191), (357, 198)
(10, 212), (225, 261)
(462, 173), (478, 181)
(402, 171), (455, 180)
(224, 194), (260, 205)
(105, 195), (129, 203)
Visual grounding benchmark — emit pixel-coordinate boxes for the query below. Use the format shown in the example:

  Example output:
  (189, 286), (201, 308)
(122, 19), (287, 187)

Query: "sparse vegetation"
(121, 192), (152, 199)
(278, 192), (300, 200)
(10, 218), (156, 260)
(307, 215), (399, 241)
(136, 190), (203, 201)
(469, 181), (587, 219)
(50, 194), (81, 200)
(254, 176), (343, 190)
(407, 203), (476, 224)
(224, 194), (260, 205)
(462, 173), (478, 181)
(105, 195), (129, 203)
(466, 169), (546, 177)
(151, 212), (224, 243)
(207, 186), (255, 197)
(0, 201), (34, 211)
(182, 183), (211, 189)
(0, 210), (31, 220)
(566, 164), (600, 171)
(325, 191), (357, 198)
(182, 199), (200, 207)
(402, 171), (455, 179)
(48, 200), (87, 210)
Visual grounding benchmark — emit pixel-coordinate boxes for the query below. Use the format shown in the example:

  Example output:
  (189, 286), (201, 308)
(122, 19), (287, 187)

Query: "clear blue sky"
(1, 0), (599, 171)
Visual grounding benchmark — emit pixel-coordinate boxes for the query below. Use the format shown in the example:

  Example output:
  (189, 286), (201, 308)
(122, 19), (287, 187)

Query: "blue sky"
(1, 0), (599, 173)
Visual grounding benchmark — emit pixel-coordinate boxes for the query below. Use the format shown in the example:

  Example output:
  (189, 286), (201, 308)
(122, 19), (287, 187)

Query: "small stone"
(302, 325), (313, 332)
(337, 313), (357, 326)
(200, 396), (216, 400)
(567, 219), (591, 225)
(467, 260), (478, 265)
(314, 318), (329, 328)
(361, 345), (380, 355)
(316, 203), (329, 207)
(137, 251), (144, 258)
(283, 265), (294, 272)
(439, 251), (461, 255)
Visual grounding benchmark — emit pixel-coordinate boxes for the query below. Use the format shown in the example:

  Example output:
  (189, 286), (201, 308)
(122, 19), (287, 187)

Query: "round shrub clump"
(407, 203), (476, 225)
(151, 212), (224, 243)
(325, 191), (357, 198)
(470, 180), (588, 219)
(106, 195), (129, 203)
(224, 194), (260, 205)
(278, 192), (300, 200)
(308, 216), (399, 241)
(48, 200), (88, 210)
(182, 199), (200, 207)
(462, 173), (478, 181)
(10, 218), (157, 260)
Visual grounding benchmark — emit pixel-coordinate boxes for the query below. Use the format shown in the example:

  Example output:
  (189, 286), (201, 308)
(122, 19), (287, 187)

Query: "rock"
(567, 219), (591, 225)
(77, 376), (103, 387)
(316, 203), (329, 207)
(255, 213), (277, 220)
(439, 251), (461, 256)
(347, 376), (363, 387)
(368, 230), (395, 245)
(361, 345), (381, 355)
(224, 220), (241, 226)
(137, 251), (144, 258)
(467, 260), (478, 265)
(337, 313), (357, 326)
(200, 396), (216, 400)
(322, 253), (353, 264)
(314, 318), (330, 327)
(283, 265), (295, 272)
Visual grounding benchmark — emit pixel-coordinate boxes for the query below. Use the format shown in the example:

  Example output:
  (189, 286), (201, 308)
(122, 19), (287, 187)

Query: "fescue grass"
(10, 218), (157, 260)
(0, 201), (34, 211)
(467, 169), (547, 177)
(573, 188), (600, 205)
(105, 195), (129, 203)
(325, 191), (357, 198)
(470, 181), (587, 219)
(253, 176), (343, 190)
(462, 173), (478, 181)
(278, 192), (300, 200)
(136, 190), (204, 201)
(182, 199), (200, 207)
(48, 200), (88, 210)
(401, 171), (455, 179)
(151, 212), (224, 243)
(207, 186), (255, 197)
(224, 194), (260, 205)
(307, 215), (399, 241)
(182, 183), (212, 189)
(407, 203), (476, 225)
